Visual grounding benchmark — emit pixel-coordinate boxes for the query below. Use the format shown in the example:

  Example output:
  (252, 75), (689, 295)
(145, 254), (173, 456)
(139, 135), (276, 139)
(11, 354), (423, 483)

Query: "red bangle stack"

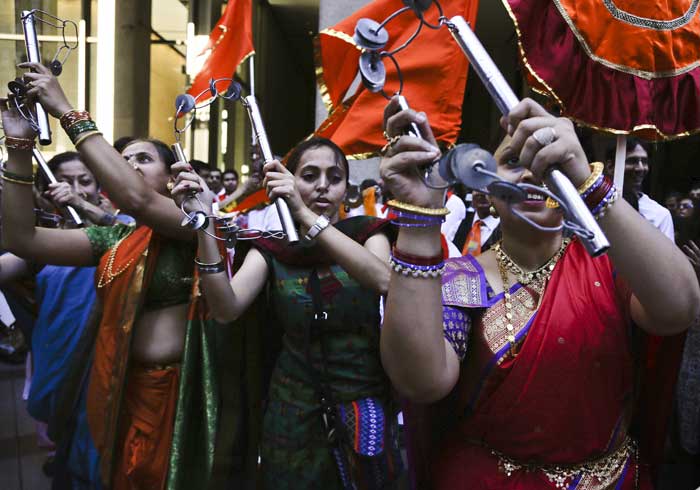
(392, 246), (443, 266)
(584, 176), (613, 210)
(4, 136), (35, 151)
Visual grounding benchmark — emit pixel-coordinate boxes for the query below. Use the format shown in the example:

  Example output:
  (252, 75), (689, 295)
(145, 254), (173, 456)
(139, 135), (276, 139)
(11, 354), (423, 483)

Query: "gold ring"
(166, 181), (174, 192)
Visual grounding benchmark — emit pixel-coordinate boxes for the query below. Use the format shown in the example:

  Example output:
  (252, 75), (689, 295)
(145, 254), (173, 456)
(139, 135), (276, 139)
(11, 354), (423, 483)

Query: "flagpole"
(249, 54), (258, 146)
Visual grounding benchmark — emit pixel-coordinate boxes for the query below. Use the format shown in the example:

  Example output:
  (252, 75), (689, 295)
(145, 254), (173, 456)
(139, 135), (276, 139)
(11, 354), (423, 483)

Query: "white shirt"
(442, 194), (467, 243)
(638, 193), (675, 242)
(472, 214), (500, 247)
(247, 204), (282, 231)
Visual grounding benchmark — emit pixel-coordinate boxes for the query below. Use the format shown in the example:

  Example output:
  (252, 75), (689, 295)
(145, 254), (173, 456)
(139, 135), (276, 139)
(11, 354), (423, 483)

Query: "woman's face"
(293, 146), (347, 219)
(54, 159), (100, 204)
(492, 135), (563, 230)
(121, 141), (171, 195)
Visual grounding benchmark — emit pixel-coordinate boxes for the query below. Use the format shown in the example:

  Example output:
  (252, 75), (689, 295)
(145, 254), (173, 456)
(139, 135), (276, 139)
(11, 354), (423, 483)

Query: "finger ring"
(532, 127), (557, 147)
(381, 135), (402, 155)
(166, 181), (174, 192)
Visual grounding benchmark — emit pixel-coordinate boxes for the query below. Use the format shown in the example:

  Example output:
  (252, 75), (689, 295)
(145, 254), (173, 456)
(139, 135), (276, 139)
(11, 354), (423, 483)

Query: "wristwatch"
(304, 214), (330, 242)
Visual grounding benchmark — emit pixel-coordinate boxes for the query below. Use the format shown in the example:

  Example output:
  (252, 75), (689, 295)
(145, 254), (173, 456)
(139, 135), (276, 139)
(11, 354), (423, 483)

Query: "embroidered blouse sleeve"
(83, 224), (133, 265)
(443, 304), (471, 362)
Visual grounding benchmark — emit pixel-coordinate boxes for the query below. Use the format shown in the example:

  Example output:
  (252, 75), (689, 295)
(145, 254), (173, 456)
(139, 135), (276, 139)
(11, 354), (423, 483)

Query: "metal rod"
(171, 142), (189, 165)
(242, 95), (299, 243)
(22, 11), (52, 146)
(447, 15), (609, 257)
(396, 95), (422, 138)
(32, 148), (82, 225)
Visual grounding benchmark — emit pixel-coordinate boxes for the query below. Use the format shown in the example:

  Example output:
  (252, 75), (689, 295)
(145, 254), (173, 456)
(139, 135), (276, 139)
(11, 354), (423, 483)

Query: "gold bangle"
(73, 130), (103, 148)
(546, 161), (604, 209)
(1, 175), (34, 185)
(386, 199), (450, 216)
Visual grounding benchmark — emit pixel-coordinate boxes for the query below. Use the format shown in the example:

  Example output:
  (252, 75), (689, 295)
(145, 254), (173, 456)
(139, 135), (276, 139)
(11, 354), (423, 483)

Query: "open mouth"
(524, 192), (546, 202)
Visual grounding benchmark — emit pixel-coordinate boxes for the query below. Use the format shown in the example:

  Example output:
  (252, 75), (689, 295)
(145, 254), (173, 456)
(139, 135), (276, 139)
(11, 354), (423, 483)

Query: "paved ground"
(0, 360), (52, 490)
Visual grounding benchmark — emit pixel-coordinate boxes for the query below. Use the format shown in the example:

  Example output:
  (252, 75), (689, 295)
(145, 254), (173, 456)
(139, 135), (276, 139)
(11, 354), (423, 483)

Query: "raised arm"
(20, 62), (188, 239)
(170, 163), (269, 323)
(263, 160), (391, 294)
(0, 98), (94, 266)
(378, 98), (461, 402)
(504, 99), (700, 335)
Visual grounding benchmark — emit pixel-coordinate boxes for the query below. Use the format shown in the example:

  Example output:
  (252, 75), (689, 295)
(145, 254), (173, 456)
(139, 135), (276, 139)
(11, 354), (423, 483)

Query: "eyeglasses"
(625, 157), (648, 166)
(679, 203), (694, 210)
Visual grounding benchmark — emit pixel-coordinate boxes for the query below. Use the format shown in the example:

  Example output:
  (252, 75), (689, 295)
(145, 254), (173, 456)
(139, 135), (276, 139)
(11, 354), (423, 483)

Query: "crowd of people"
(0, 58), (699, 490)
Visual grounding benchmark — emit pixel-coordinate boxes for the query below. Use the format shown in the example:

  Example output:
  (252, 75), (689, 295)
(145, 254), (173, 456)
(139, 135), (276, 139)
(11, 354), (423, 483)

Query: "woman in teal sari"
(171, 137), (403, 489)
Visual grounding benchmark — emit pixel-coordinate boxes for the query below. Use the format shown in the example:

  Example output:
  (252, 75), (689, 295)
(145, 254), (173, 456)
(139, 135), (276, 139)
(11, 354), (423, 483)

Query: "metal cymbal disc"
(181, 211), (207, 230)
(49, 60), (63, 77)
(353, 18), (389, 50)
(8, 79), (27, 96)
(358, 51), (386, 93)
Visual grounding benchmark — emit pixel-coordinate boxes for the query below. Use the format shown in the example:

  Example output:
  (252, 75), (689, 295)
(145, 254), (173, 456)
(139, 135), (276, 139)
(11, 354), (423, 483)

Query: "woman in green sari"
(171, 137), (403, 489)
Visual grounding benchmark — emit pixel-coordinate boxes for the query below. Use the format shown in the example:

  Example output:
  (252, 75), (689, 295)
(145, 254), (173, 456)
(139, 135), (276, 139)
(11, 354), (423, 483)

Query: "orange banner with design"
(315, 0), (480, 157)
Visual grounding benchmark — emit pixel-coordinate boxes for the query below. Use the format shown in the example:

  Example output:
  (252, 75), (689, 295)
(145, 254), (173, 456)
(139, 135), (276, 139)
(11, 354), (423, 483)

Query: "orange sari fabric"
(112, 366), (180, 490)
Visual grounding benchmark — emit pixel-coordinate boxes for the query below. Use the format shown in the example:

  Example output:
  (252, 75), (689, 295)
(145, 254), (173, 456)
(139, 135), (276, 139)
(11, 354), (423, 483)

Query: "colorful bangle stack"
(386, 199), (449, 228)
(591, 185), (619, 220)
(4, 136), (35, 151)
(1, 168), (34, 185)
(390, 246), (445, 278)
(546, 162), (605, 209)
(60, 109), (101, 147)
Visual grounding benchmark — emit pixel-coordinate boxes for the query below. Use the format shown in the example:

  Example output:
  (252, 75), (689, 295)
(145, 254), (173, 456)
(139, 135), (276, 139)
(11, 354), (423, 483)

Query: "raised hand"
(0, 97), (37, 140)
(501, 98), (591, 187)
(379, 96), (443, 208)
(18, 62), (73, 118)
(170, 161), (215, 214)
(263, 160), (306, 218)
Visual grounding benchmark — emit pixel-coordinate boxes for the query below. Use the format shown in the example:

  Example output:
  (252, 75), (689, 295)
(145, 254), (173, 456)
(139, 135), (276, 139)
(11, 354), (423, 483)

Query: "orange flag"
(188, 0), (255, 97)
(315, 0), (479, 157)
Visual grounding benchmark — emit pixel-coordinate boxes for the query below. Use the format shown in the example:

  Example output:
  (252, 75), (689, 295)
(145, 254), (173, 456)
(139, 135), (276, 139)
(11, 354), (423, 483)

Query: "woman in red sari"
(378, 97), (700, 489)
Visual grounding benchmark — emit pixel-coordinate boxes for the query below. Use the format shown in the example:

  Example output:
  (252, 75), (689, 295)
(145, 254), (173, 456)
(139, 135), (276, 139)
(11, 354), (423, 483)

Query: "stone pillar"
(112, 0), (152, 139)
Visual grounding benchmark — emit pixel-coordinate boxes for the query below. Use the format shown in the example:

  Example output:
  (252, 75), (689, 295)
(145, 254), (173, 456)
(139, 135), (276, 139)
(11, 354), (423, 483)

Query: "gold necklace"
(494, 238), (569, 357)
(494, 238), (570, 286)
(97, 231), (136, 288)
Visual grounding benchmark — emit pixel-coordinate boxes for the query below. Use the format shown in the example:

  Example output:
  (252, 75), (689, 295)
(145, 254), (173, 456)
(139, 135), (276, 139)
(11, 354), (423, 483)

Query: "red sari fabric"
(112, 365), (180, 490)
(412, 240), (653, 489)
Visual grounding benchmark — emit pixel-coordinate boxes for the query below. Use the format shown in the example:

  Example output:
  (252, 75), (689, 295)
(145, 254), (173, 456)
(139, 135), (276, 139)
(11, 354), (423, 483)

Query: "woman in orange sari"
(377, 96), (700, 489)
(1, 63), (217, 490)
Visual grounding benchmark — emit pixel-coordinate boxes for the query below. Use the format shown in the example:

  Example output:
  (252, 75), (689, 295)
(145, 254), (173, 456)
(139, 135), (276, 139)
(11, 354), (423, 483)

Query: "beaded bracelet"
(386, 199), (450, 217)
(546, 162), (604, 209)
(390, 256), (445, 278)
(4, 136), (35, 151)
(392, 246), (443, 266)
(593, 187), (619, 220)
(580, 172), (605, 200)
(591, 184), (618, 216)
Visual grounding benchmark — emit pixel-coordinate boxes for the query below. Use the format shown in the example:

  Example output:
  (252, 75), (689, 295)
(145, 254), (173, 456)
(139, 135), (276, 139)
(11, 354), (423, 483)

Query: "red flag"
(315, 0), (479, 157)
(188, 0), (254, 97)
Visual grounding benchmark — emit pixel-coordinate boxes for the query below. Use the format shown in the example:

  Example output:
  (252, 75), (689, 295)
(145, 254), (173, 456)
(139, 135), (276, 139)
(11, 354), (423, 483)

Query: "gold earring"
(489, 205), (499, 218)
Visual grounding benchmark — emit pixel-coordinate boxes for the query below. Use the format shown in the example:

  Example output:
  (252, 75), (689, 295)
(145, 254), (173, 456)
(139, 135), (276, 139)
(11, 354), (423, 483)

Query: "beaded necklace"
(493, 238), (570, 357)
(97, 230), (136, 288)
